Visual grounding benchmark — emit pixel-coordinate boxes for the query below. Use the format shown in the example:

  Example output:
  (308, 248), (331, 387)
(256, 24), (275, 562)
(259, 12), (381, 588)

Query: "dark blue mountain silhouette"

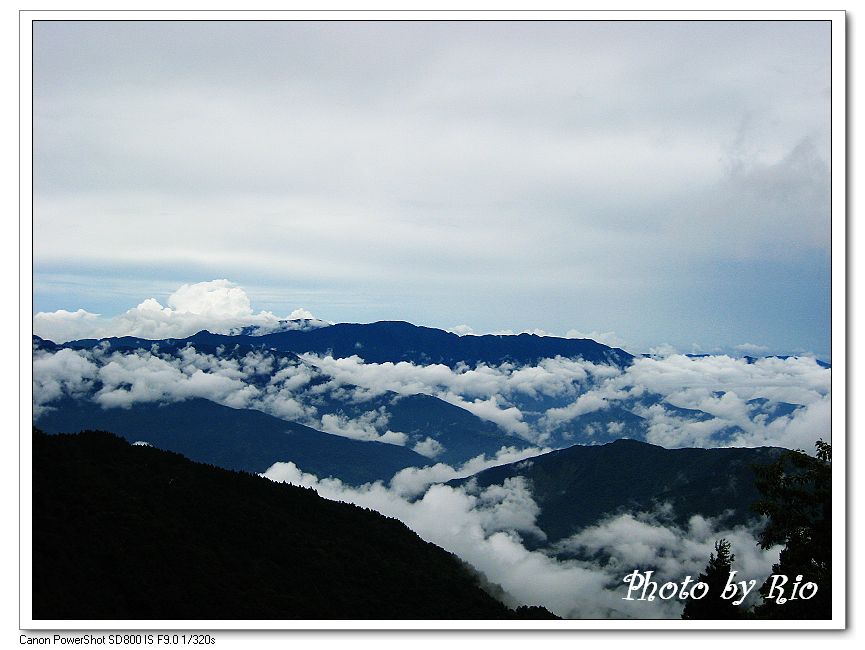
(450, 438), (784, 547)
(35, 397), (430, 484)
(57, 321), (633, 368)
(385, 393), (533, 463)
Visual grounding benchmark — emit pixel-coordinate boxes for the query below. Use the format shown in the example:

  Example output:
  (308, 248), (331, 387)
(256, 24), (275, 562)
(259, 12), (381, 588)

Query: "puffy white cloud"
(167, 279), (254, 318)
(33, 344), (320, 426)
(263, 460), (596, 615)
(412, 437), (446, 459)
(318, 408), (409, 446)
(542, 392), (610, 427)
(33, 280), (327, 343)
(94, 348), (258, 410)
(32, 348), (99, 417)
(623, 356), (830, 451)
(624, 355), (830, 405)
(287, 307), (315, 320)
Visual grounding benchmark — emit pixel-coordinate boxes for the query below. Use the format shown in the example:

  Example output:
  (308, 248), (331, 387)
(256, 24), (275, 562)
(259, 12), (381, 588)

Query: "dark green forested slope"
(32, 429), (555, 620)
(451, 439), (785, 544)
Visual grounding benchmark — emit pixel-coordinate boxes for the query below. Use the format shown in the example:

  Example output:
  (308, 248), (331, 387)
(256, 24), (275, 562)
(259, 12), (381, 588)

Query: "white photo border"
(19, 7), (847, 632)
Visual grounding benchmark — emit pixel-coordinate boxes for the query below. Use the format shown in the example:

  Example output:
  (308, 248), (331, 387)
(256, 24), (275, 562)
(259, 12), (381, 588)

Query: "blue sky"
(32, 20), (831, 356)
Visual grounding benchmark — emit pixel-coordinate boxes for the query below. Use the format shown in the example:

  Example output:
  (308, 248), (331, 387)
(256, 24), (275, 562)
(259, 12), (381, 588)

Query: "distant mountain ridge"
(34, 323), (818, 465)
(35, 397), (431, 484)
(35, 329), (536, 468)
(35, 322), (634, 461)
(51, 320), (634, 368)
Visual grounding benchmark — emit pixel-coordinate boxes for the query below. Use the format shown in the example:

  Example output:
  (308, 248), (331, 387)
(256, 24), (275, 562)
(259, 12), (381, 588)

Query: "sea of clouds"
(33, 339), (831, 455)
(31, 280), (823, 618)
(32, 336), (786, 617)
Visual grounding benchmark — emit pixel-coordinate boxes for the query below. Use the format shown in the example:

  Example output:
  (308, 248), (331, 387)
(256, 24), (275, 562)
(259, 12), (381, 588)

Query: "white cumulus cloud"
(34, 279), (327, 343)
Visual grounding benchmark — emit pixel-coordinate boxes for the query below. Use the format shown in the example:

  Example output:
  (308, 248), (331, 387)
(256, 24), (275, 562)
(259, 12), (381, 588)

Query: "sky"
(32, 20), (832, 356)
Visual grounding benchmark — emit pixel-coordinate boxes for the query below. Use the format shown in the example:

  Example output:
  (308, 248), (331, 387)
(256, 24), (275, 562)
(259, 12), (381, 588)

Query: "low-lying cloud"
(263, 461), (780, 619)
(33, 335), (831, 453)
(301, 352), (830, 450)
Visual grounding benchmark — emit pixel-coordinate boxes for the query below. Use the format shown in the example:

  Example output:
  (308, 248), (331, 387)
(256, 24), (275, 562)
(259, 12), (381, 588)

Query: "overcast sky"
(32, 20), (832, 356)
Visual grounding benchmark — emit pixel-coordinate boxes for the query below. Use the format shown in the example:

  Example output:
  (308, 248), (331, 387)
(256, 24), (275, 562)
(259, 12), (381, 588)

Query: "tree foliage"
(681, 538), (743, 620)
(751, 439), (832, 619)
(683, 439), (832, 620)
(32, 428), (558, 620)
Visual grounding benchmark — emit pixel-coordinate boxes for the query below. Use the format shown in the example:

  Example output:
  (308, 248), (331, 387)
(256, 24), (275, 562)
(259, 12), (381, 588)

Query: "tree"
(681, 538), (743, 619)
(751, 439), (832, 619)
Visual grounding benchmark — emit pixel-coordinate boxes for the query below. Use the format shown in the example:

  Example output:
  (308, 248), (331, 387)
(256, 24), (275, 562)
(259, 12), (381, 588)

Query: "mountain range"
(54, 320), (634, 368)
(30, 318), (820, 620)
(33, 320), (814, 480)
(35, 397), (429, 484)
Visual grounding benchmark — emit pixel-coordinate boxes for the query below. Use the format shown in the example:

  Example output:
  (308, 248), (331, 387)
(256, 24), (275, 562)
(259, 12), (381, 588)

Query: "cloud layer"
(299, 352), (830, 450)
(34, 328), (831, 455)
